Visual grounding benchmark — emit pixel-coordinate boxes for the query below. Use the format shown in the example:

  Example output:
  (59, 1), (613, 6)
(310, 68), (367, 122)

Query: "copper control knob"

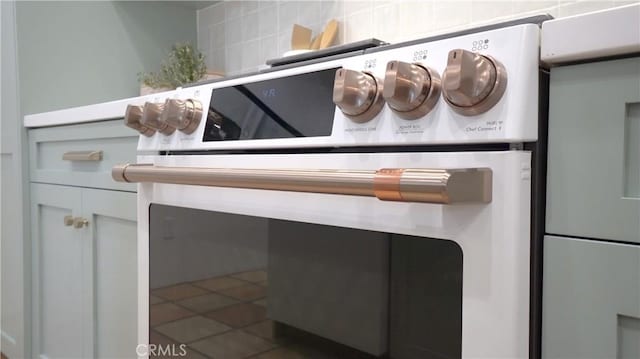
(161, 99), (203, 134)
(333, 68), (385, 123)
(383, 61), (441, 120)
(141, 102), (175, 135)
(124, 105), (156, 137)
(441, 49), (507, 116)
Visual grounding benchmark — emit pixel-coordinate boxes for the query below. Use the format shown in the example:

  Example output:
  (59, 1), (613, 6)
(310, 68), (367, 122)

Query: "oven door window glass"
(149, 204), (462, 359)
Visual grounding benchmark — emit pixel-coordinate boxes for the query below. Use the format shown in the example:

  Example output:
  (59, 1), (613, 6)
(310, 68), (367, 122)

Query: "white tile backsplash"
(242, 39), (261, 71)
(200, 2), (226, 25)
(345, 8), (373, 42)
(224, 1), (243, 19)
(277, 30), (291, 55)
(396, 0), (433, 41)
(259, 5), (278, 36)
(277, 1), (300, 33)
(242, 1), (260, 15)
(226, 42), (243, 74)
(344, 0), (372, 15)
(373, 2), (400, 42)
(209, 47), (226, 70)
(197, 0), (626, 75)
(473, 1), (516, 22)
(320, 0), (344, 20)
(556, 0), (616, 17)
(298, 1), (324, 26)
(209, 22), (226, 50)
(433, 1), (473, 30)
(260, 34), (279, 63)
(225, 16), (243, 46)
(242, 11), (261, 41)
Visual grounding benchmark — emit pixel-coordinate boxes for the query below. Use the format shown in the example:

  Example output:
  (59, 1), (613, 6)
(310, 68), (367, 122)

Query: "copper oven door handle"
(112, 164), (492, 204)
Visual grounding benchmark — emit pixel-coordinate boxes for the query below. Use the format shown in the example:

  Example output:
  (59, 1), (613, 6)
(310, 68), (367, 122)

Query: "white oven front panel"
(136, 150), (532, 359)
(134, 23), (540, 152)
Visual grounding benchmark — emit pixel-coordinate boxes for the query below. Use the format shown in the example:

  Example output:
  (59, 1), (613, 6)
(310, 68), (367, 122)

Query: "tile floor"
(150, 269), (377, 359)
(150, 269), (311, 358)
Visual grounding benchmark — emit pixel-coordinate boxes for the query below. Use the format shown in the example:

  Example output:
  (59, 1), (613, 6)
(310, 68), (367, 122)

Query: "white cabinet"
(29, 120), (138, 358)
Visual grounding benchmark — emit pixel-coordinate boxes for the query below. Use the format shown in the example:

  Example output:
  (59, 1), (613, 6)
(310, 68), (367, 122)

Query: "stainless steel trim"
(62, 150), (103, 161)
(112, 164), (492, 204)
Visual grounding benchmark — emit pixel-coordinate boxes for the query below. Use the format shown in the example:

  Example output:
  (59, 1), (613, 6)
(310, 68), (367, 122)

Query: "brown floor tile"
(150, 295), (165, 305)
(206, 303), (267, 328)
(253, 347), (306, 359)
(253, 298), (267, 307)
(150, 330), (178, 345)
(231, 270), (268, 283)
(217, 283), (266, 301)
(243, 320), (274, 341)
(190, 330), (275, 359)
(150, 302), (195, 326)
(155, 316), (231, 343)
(152, 283), (209, 301)
(177, 348), (209, 359)
(195, 276), (248, 291)
(178, 293), (239, 313)
(150, 331), (209, 358)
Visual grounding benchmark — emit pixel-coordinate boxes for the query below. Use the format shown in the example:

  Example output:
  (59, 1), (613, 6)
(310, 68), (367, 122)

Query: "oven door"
(133, 150), (531, 359)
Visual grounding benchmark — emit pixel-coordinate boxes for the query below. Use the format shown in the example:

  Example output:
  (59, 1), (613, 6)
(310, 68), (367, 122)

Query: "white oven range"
(113, 19), (546, 359)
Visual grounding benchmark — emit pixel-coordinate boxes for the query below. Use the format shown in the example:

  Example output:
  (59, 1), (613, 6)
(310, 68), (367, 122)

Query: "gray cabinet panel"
(542, 236), (640, 359)
(31, 183), (137, 358)
(83, 189), (137, 359)
(29, 120), (138, 192)
(31, 183), (90, 358)
(546, 57), (640, 244)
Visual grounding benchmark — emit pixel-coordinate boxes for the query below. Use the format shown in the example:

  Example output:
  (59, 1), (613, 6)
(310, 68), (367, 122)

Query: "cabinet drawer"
(29, 120), (138, 191)
(542, 236), (640, 359)
(546, 57), (640, 244)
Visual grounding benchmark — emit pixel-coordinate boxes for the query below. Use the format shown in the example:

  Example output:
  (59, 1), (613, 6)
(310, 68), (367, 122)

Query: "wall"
(197, 0), (636, 76)
(1, 2), (28, 357)
(16, 1), (198, 115)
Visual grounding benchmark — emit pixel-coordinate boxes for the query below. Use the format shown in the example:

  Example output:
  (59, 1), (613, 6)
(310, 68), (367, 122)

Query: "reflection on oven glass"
(149, 204), (463, 359)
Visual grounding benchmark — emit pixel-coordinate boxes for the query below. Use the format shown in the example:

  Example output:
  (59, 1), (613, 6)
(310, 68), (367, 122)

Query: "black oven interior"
(149, 204), (463, 359)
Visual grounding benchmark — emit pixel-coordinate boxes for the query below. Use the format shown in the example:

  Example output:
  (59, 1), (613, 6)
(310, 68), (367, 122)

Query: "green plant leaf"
(138, 43), (207, 88)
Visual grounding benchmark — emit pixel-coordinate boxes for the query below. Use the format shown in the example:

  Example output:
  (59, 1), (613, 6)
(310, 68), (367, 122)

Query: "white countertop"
(23, 90), (175, 128)
(541, 3), (640, 64)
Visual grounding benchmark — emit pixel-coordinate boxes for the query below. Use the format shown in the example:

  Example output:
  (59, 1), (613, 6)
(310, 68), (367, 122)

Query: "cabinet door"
(82, 188), (137, 358)
(546, 57), (640, 244)
(31, 183), (90, 358)
(542, 236), (640, 359)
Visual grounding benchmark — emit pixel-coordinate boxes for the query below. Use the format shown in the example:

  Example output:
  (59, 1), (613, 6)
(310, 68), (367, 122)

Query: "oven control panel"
(128, 23), (540, 152)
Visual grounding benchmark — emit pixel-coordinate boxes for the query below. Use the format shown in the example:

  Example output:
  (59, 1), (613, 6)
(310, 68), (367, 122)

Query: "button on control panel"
(441, 49), (507, 116)
(161, 99), (203, 135)
(332, 68), (385, 123)
(382, 61), (441, 120)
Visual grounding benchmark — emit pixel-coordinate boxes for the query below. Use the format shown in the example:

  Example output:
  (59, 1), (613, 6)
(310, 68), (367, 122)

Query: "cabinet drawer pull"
(62, 150), (103, 161)
(64, 215), (74, 226)
(73, 217), (89, 229)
